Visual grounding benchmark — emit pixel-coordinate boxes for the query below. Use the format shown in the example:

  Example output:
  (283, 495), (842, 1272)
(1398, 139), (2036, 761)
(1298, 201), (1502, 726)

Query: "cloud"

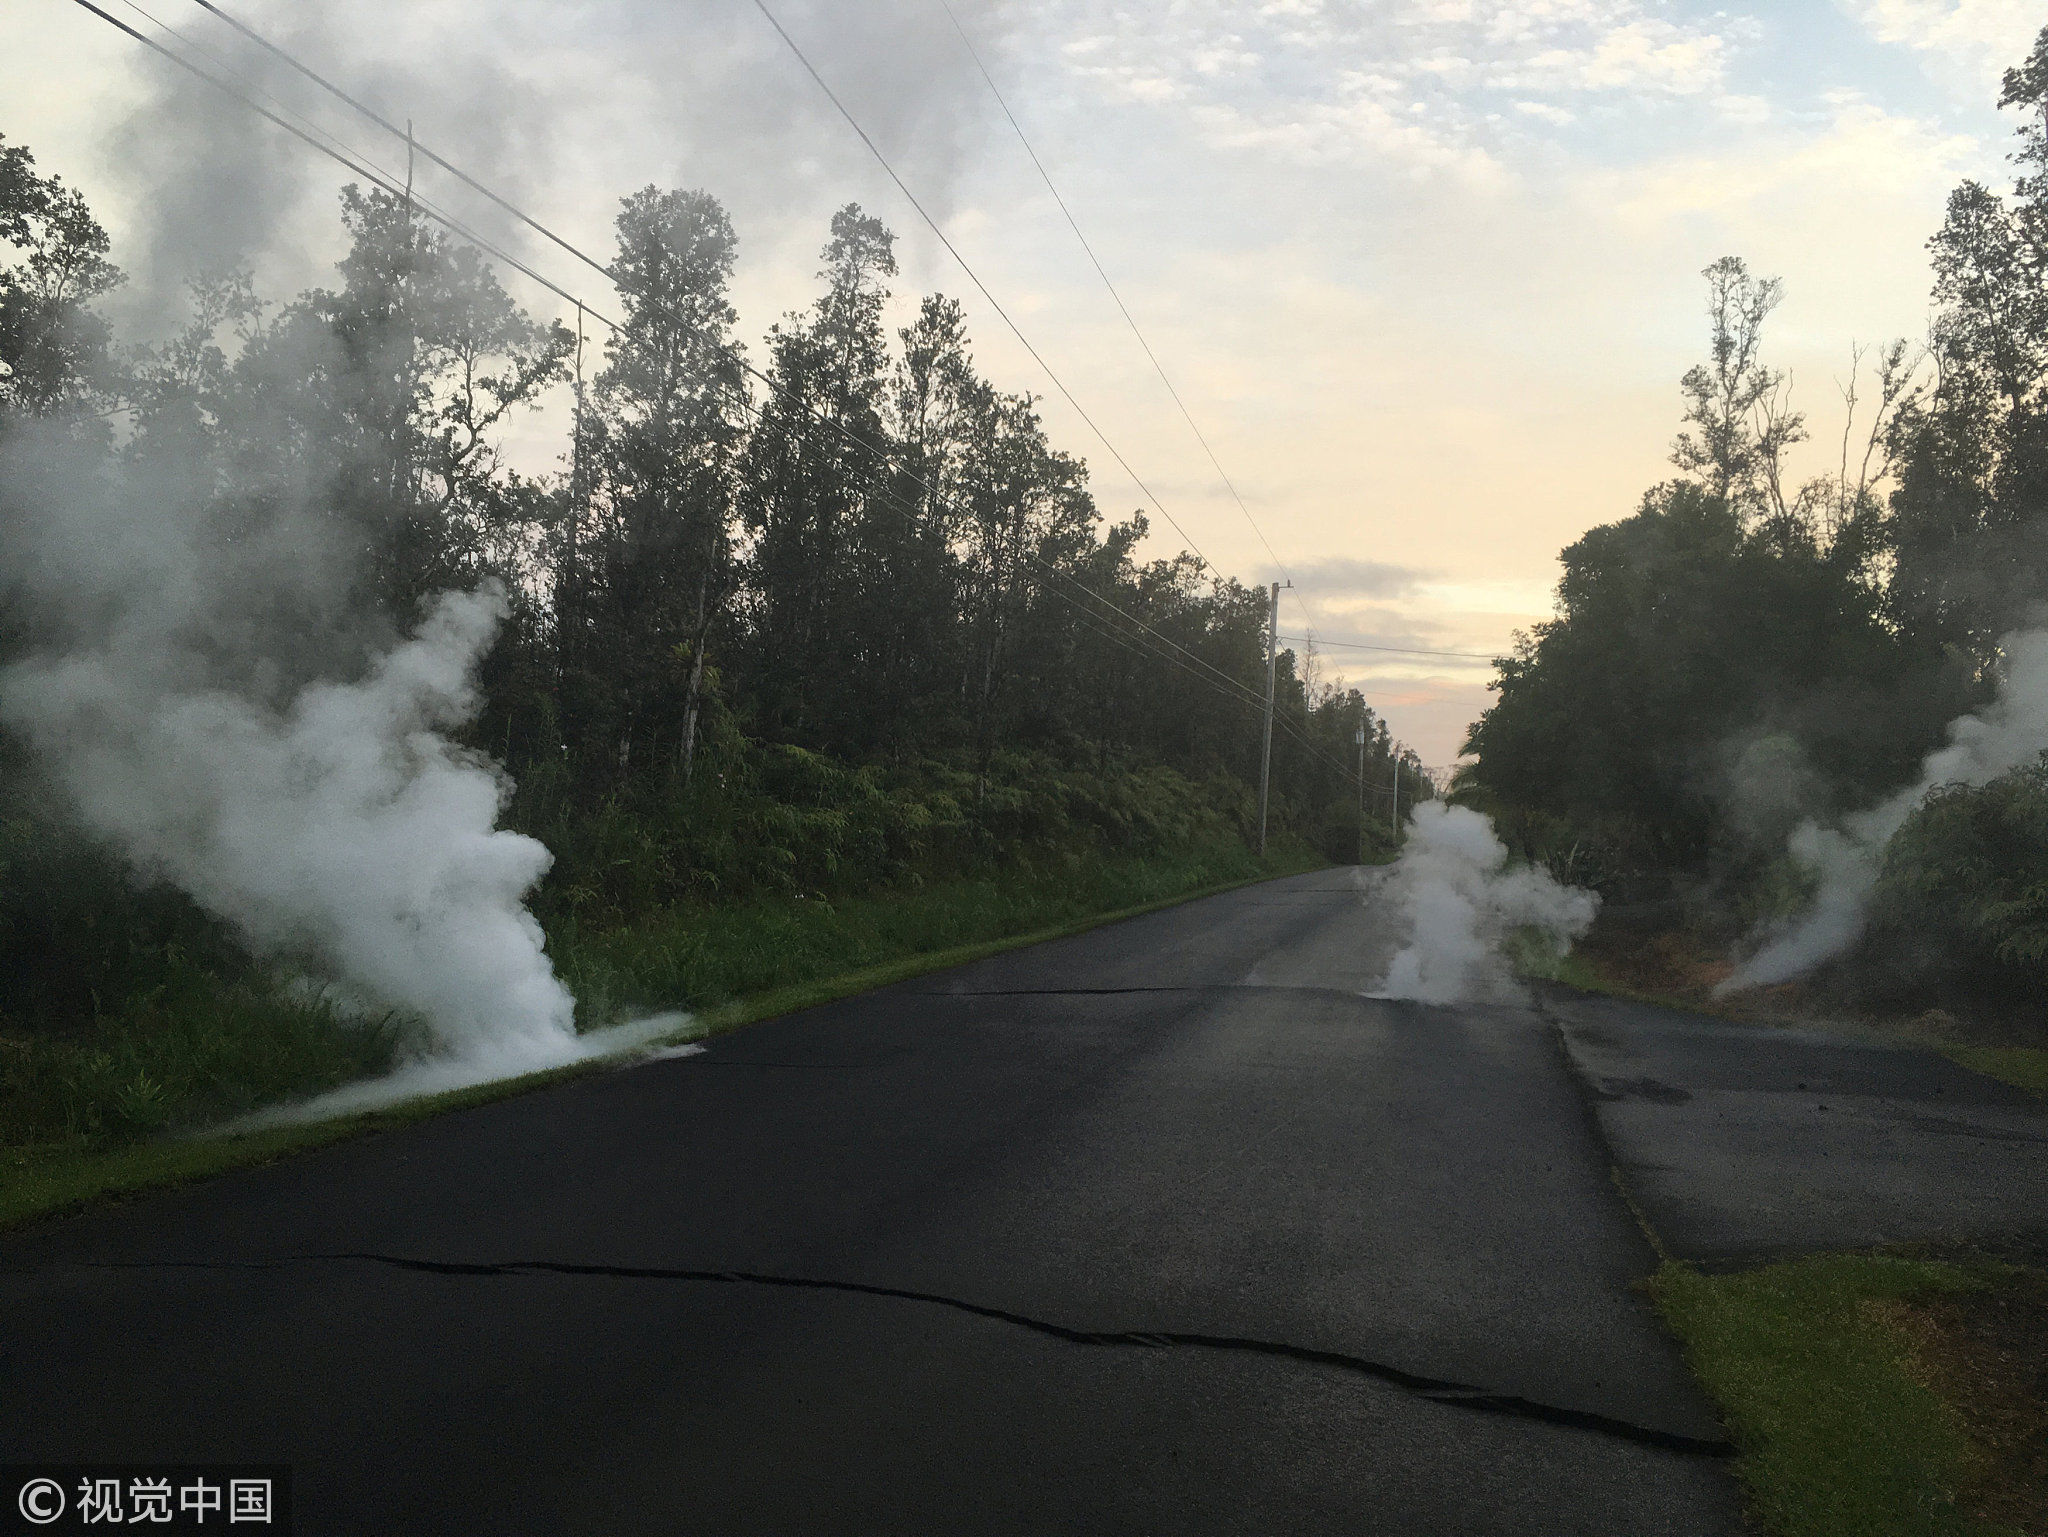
(1597, 91), (1979, 229)
(1038, 0), (1735, 179)
(1510, 21), (1726, 95)
(1714, 94), (1773, 126)
(1286, 556), (1433, 600)
(1837, 0), (2043, 80)
(1186, 95), (1507, 182)
(84, 0), (1013, 316)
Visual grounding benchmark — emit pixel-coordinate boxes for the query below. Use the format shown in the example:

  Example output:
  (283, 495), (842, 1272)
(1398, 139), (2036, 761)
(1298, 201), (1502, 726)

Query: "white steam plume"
(1721, 626), (2048, 992)
(1372, 802), (1599, 1004)
(2, 559), (683, 1117)
(0, 292), (691, 1121)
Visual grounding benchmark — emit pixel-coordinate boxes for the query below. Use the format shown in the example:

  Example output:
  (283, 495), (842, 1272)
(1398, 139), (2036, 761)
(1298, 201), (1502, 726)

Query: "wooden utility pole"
(1257, 581), (1281, 857)
(1391, 750), (1401, 837)
(1355, 717), (1367, 862)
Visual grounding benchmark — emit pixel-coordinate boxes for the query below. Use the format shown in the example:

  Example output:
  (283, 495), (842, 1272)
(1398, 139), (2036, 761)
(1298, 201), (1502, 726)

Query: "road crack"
(41, 1251), (1733, 1457)
(908, 984), (1366, 1000)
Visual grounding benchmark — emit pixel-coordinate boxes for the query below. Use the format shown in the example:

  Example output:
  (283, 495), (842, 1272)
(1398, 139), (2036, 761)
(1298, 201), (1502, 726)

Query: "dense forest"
(0, 123), (1429, 1145)
(1461, 26), (2048, 1004)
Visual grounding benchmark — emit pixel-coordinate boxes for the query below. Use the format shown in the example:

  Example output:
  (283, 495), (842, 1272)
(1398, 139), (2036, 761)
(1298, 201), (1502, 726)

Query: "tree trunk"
(679, 567), (713, 787)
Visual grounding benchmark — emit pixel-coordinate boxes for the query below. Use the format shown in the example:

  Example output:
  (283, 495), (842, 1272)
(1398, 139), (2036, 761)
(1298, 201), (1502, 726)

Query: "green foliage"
(1464, 481), (1961, 889)
(1462, 28), (2048, 929)
(0, 957), (406, 1154)
(0, 844), (1317, 1233)
(0, 132), (122, 421)
(0, 767), (413, 1157)
(0, 130), (1383, 1177)
(1863, 755), (2048, 997)
(1885, 34), (2048, 658)
(511, 731), (1260, 923)
(0, 715), (1310, 1161)
(553, 836), (1295, 1026)
(0, 822), (1307, 1189)
(1651, 1253), (1998, 1537)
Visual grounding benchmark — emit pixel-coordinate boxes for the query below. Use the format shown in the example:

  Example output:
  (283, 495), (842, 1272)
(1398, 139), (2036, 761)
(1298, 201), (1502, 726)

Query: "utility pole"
(1257, 580), (1281, 857)
(1390, 749), (1401, 838)
(1354, 717), (1367, 863)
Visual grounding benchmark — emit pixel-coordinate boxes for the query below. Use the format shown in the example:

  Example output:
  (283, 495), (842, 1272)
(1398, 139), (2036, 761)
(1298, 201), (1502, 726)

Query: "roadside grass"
(1652, 1252), (2039, 1537)
(552, 838), (1311, 1023)
(0, 837), (1322, 1232)
(1, 962), (411, 1166)
(1938, 1045), (2048, 1098)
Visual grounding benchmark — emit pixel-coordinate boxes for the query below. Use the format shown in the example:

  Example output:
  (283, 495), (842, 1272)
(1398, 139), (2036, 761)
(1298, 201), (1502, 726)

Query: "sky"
(6, 0), (2044, 762)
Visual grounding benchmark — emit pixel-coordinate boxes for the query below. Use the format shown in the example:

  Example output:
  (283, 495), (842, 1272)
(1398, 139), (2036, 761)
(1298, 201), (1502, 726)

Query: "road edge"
(1540, 982), (2042, 1535)
(0, 859), (1331, 1236)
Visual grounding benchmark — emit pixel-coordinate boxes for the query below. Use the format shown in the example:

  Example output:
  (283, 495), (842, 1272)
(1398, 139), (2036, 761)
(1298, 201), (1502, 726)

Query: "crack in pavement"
(26, 1252), (1733, 1457)
(906, 984), (1370, 1001)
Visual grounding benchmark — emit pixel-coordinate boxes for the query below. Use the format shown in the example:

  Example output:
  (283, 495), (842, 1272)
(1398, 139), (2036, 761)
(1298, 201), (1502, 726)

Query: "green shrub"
(1863, 753), (2048, 998)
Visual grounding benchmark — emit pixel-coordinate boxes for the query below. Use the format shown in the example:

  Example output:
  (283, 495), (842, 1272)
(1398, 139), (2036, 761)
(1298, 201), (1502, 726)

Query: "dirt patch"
(1877, 1267), (2048, 1534)
(1571, 910), (2048, 1053)
(1575, 921), (1736, 1003)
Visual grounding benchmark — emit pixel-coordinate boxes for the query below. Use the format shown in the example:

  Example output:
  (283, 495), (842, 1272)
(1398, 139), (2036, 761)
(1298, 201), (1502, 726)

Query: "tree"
(1464, 479), (1959, 883)
(577, 186), (747, 784)
(1886, 22), (2048, 655)
(737, 204), (904, 750)
(0, 134), (122, 424)
(252, 185), (572, 623)
(1671, 256), (1806, 527)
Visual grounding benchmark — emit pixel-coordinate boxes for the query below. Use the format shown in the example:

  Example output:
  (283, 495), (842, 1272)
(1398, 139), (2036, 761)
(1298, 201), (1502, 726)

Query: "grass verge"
(552, 837), (1319, 1023)
(0, 839), (1322, 1233)
(1651, 1254), (2011, 1536)
(1938, 1045), (2048, 1098)
(1653, 1249), (2048, 1535)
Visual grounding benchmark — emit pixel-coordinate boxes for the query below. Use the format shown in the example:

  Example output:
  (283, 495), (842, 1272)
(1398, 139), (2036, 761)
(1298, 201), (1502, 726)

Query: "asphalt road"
(4, 867), (2031, 1533)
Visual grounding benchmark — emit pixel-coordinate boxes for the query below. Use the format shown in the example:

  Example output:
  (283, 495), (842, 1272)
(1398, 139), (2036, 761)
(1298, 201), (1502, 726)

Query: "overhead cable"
(745, 0), (1219, 573)
(138, 0), (1280, 715)
(77, 0), (1354, 778)
(1276, 634), (1498, 661)
(933, 0), (1336, 649)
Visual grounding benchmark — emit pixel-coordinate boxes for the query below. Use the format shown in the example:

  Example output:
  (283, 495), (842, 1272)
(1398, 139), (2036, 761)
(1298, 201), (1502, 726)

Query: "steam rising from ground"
(1722, 627), (2048, 992)
(7, 587), (559, 1052)
(0, 418), (691, 1115)
(1373, 802), (1599, 1004)
(1, 576), (678, 1113)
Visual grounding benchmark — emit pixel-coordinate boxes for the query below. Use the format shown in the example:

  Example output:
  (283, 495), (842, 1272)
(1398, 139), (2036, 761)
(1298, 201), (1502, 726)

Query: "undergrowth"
(2, 728), (1331, 1216)
(554, 839), (1282, 1024)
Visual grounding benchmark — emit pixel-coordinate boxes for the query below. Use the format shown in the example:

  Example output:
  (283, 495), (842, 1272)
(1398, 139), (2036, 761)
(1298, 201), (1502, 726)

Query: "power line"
(156, 0), (1281, 718)
(183, 0), (743, 386)
(176, 0), (1439, 765)
(71, 0), (635, 345)
(79, 0), (1352, 776)
(70, 0), (1286, 748)
(172, 0), (1359, 758)
(114, 0), (406, 189)
(1276, 634), (1499, 661)
(932, 0), (1338, 652)
(744, 0), (1220, 574)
